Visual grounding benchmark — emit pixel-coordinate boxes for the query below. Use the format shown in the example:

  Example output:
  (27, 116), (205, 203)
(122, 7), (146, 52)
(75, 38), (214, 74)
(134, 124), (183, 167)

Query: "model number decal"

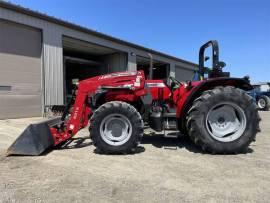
(146, 83), (166, 87)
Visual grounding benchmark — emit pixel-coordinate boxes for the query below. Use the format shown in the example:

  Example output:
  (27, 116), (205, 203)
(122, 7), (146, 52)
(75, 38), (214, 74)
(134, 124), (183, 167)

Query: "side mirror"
(218, 61), (226, 68)
(204, 56), (210, 61)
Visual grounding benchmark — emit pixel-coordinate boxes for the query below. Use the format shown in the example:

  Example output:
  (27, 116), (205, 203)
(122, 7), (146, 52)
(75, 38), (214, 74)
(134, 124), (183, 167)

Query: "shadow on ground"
(56, 136), (93, 150)
(141, 134), (204, 153)
(141, 134), (254, 155)
(53, 134), (253, 155)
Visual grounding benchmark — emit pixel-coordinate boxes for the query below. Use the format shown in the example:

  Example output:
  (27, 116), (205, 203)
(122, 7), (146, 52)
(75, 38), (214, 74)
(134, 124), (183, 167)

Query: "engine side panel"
(146, 80), (171, 101)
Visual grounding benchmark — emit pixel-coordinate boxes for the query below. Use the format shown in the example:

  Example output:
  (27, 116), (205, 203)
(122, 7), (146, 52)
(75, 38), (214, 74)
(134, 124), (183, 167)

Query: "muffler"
(7, 117), (62, 156)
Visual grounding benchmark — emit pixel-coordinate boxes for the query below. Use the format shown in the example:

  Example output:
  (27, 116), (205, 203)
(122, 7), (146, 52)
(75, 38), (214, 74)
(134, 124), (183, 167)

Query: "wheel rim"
(258, 98), (266, 109)
(206, 102), (247, 142)
(100, 113), (132, 146)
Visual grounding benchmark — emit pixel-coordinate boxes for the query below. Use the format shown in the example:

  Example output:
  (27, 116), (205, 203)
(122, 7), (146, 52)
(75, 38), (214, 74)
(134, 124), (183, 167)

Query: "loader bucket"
(7, 117), (62, 156)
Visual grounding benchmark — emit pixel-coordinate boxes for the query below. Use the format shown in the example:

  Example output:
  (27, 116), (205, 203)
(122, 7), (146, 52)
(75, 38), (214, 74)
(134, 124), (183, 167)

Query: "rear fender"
(177, 77), (253, 131)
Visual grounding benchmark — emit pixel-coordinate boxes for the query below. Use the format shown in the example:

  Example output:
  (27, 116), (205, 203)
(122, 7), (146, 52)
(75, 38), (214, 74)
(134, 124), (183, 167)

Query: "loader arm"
(51, 71), (146, 145)
(7, 71), (147, 155)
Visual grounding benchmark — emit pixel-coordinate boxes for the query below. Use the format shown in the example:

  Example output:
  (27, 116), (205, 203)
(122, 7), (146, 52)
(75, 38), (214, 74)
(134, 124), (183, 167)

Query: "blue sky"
(10, 0), (270, 82)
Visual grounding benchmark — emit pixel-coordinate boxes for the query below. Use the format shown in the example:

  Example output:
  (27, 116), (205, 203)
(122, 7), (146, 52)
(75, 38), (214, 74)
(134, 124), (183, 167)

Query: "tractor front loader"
(7, 40), (260, 156)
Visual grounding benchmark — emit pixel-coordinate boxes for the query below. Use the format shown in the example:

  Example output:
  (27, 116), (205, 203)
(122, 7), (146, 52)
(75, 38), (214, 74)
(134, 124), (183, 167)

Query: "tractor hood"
(78, 70), (146, 92)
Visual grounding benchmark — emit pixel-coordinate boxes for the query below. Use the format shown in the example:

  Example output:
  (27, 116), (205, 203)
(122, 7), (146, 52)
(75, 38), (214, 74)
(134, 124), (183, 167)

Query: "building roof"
(0, 1), (197, 67)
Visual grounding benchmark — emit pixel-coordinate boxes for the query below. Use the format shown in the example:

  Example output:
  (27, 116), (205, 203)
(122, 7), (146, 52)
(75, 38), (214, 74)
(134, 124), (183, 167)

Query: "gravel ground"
(0, 112), (269, 203)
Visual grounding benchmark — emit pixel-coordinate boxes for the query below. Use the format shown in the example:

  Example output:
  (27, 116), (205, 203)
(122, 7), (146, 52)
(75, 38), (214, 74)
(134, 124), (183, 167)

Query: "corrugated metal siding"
(0, 6), (197, 111)
(105, 52), (127, 72)
(43, 28), (64, 105)
(0, 7), (64, 106)
(175, 65), (195, 81)
(127, 54), (137, 71)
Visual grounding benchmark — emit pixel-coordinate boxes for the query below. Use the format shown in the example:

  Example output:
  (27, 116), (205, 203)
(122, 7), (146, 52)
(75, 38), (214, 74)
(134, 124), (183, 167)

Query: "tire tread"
(187, 86), (260, 154)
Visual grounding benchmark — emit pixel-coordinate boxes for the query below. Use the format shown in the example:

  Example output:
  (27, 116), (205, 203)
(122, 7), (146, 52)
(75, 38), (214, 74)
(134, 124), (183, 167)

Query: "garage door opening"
(64, 56), (106, 103)
(63, 36), (128, 103)
(136, 55), (169, 80)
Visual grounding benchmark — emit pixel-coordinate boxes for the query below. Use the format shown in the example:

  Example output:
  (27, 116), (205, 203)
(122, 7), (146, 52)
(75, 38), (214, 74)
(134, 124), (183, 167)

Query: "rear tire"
(186, 86), (260, 154)
(257, 95), (270, 111)
(89, 101), (143, 154)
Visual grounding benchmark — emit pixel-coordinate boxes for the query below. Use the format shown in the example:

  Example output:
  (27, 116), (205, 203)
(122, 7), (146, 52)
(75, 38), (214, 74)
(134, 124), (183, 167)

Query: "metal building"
(0, 1), (197, 119)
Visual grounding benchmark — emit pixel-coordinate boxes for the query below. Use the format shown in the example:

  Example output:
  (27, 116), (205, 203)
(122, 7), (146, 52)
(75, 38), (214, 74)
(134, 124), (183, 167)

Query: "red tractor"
(7, 40), (260, 156)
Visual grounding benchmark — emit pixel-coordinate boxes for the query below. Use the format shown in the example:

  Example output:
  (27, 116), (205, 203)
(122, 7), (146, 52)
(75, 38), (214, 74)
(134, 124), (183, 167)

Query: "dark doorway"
(62, 36), (128, 103)
(136, 55), (169, 80)
(64, 56), (107, 103)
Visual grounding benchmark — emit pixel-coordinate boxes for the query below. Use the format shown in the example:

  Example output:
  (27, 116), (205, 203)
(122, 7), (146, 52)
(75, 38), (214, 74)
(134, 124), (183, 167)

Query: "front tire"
(89, 101), (143, 154)
(186, 86), (260, 154)
(257, 95), (270, 111)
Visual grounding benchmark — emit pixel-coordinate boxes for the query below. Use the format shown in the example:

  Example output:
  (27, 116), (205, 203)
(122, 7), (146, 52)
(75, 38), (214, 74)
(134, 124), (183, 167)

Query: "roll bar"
(198, 40), (227, 78)
(199, 40), (219, 76)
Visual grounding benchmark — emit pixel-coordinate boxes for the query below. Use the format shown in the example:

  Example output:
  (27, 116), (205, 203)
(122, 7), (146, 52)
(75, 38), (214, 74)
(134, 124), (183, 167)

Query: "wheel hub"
(258, 98), (266, 109)
(218, 117), (225, 124)
(100, 114), (132, 146)
(206, 102), (247, 142)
